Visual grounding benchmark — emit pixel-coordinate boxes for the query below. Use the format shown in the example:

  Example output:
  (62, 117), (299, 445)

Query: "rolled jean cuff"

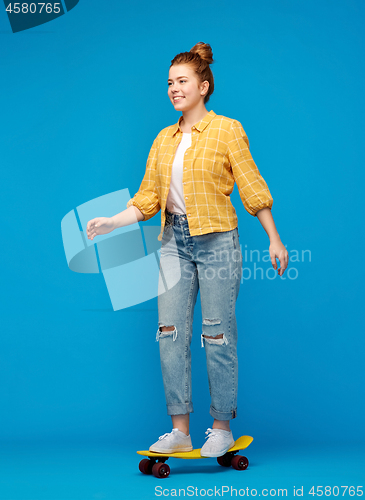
(167, 403), (194, 415)
(210, 406), (237, 420)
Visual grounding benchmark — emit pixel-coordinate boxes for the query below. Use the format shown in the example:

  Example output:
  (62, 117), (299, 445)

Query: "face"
(167, 64), (209, 111)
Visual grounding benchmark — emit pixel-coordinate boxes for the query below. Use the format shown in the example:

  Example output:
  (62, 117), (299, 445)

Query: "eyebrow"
(167, 76), (189, 82)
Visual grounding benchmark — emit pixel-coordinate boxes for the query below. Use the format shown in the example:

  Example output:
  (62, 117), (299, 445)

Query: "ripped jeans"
(156, 209), (242, 420)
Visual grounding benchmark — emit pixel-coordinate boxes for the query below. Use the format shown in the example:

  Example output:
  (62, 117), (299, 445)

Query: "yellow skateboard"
(137, 435), (253, 478)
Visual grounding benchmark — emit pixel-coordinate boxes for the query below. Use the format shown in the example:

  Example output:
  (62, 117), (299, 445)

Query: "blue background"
(1, 0), (364, 498)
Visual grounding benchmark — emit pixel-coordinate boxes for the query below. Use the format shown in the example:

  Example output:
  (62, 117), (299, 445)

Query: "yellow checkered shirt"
(127, 110), (273, 241)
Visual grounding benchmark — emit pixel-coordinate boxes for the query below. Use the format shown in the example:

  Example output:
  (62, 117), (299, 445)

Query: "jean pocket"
(163, 221), (173, 238)
(232, 227), (240, 249)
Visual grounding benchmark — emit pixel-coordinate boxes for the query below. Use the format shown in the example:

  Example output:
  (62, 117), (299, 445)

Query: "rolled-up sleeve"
(126, 134), (161, 221)
(228, 119), (273, 216)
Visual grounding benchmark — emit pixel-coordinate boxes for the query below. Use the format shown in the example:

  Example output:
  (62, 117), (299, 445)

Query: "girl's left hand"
(269, 238), (289, 276)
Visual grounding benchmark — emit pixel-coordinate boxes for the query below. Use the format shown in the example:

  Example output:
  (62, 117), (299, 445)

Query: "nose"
(169, 82), (180, 92)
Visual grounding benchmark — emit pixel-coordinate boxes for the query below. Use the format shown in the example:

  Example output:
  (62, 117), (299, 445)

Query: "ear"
(201, 80), (209, 96)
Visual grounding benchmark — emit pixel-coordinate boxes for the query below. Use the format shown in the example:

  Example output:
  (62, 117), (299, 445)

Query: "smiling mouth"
(173, 97), (184, 102)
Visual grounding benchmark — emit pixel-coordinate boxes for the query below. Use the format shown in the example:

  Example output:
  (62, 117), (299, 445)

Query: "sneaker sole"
(148, 446), (193, 453)
(200, 441), (235, 458)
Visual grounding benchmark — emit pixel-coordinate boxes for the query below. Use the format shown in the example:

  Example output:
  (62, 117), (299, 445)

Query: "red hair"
(170, 42), (215, 104)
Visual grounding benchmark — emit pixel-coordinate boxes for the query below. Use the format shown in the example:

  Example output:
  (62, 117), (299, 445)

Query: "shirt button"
(185, 197), (188, 200)
(188, 213), (191, 216)
(185, 152), (188, 155)
(183, 182), (186, 185)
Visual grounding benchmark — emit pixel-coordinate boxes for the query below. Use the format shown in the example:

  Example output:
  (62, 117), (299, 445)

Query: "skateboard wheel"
(231, 455), (249, 470)
(139, 458), (154, 475)
(152, 462), (170, 478)
(217, 454), (232, 467)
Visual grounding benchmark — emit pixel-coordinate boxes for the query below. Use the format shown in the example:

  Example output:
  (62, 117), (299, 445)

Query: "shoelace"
(158, 428), (180, 441)
(204, 428), (220, 441)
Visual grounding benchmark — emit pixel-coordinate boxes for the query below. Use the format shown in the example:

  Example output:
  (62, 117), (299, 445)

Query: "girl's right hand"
(86, 217), (115, 240)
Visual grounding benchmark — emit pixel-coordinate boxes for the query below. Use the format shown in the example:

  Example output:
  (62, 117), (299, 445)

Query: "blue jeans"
(156, 209), (242, 420)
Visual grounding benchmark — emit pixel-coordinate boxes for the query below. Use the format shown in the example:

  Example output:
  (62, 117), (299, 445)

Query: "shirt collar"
(171, 110), (216, 136)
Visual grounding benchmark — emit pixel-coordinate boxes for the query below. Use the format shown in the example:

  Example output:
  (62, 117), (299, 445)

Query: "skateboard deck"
(137, 435), (253, 478)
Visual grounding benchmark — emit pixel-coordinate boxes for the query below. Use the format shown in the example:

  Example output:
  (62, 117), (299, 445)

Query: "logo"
(61, 189), (181, 311)
(4, 1), (80, 33)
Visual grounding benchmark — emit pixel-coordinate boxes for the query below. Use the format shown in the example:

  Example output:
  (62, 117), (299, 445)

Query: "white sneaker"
(149, 428), (193, 453)
(200, 428), (235, 457)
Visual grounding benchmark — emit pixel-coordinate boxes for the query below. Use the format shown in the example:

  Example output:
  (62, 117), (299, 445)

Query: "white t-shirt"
(166, 133), (191, 214)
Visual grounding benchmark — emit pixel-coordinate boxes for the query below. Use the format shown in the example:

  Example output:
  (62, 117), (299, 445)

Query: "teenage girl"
(86, 42), (288, 457)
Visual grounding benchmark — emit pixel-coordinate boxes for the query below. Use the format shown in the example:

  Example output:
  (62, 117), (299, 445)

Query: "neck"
(181, 105), (209, 131)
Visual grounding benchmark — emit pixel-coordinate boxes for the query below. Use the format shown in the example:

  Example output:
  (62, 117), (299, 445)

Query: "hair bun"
(190, 42), (214, 64)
